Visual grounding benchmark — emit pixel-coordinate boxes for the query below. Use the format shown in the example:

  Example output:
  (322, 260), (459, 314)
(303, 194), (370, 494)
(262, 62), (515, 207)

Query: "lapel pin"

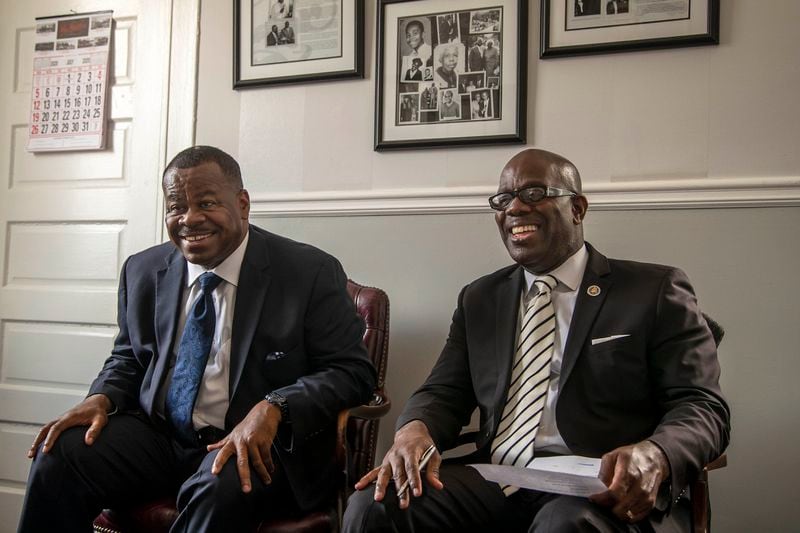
(587, 285), (601, 297)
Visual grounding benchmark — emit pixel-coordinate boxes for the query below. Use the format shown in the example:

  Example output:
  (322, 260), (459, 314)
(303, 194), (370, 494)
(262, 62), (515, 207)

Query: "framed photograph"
(375, 0), (527, 151)
(234, 0), (364, 88)
(540, 0), (719, 58)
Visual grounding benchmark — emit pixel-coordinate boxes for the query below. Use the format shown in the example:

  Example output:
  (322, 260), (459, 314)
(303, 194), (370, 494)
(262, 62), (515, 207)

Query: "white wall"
(198, 0), (799, 208)
(196, 1), (800, 531)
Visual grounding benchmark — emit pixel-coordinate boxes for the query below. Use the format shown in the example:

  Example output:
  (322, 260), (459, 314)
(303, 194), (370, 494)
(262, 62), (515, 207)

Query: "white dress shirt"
(518, 244), (589, 454)
(170, 231), (249, 431)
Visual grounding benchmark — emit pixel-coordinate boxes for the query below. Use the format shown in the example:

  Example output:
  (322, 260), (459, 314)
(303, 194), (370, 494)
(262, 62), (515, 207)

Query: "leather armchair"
(93, 279), (390, 533)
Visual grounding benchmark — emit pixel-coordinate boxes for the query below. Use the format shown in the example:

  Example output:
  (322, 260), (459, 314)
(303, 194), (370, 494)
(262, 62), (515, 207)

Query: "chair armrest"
(335, 390), (392, 467)
(705, 454), (727, 472)
(691, 454), (728, 533)
(349, 390), (392, 420)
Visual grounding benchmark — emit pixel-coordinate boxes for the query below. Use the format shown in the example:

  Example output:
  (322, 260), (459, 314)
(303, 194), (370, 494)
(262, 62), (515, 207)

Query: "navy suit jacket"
(397, 244), (730, 504)
(88, 225), (376, 510)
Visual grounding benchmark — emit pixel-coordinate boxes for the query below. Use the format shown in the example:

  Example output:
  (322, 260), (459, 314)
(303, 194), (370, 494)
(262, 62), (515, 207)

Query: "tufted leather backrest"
(347, 280), (390, 389)
(344, 280), (390, 488)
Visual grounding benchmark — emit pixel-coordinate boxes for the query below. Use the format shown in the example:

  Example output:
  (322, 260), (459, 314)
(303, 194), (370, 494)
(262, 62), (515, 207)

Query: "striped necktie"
(491, 275), (557, 495)
(166, 272), (223, 446)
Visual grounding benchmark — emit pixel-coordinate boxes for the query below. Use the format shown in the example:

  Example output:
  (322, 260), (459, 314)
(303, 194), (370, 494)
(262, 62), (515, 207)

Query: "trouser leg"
(342, 464), (527, 533)
(17, 413), (179, 533)
(530, 494), (690, 533)
(171, 448), (295, 532)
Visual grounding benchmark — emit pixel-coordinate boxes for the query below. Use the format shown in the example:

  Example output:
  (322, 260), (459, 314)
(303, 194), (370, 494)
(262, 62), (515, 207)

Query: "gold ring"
(626, 510), (635, 521)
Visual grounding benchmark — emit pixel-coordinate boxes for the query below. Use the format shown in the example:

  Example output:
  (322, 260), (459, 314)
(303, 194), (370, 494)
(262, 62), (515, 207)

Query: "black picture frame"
(540, 0), (719, 59)
(234, 0), (364, 89)
(375, 0), (528, 151)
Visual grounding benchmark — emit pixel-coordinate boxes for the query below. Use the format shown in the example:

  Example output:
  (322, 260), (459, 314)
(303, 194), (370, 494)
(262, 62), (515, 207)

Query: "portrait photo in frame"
(375, 0), (528, 151)
(540, 0), (719, 58)
(234, 0), (364, 88)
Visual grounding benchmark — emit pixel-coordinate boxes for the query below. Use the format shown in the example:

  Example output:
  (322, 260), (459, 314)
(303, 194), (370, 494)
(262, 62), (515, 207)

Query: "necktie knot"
(533, 275), (557, 296)
(198, 272), (223, 293)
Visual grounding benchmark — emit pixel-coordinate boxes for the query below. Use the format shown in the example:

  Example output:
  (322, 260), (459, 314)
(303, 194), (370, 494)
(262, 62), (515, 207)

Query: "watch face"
(268, 393), (285, 405)
(267, 393), (289, 421)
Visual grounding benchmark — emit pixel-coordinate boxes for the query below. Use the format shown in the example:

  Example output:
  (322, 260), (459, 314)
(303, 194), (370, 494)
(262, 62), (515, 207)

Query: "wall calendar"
(27, 10), (113, 152)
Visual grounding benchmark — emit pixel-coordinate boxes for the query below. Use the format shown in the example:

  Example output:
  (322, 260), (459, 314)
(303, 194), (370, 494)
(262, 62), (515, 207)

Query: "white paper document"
(470, 456), (607, 497)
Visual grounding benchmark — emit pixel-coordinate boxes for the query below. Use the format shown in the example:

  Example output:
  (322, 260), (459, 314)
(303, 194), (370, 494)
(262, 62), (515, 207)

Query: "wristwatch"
(265, 392), (290, 423)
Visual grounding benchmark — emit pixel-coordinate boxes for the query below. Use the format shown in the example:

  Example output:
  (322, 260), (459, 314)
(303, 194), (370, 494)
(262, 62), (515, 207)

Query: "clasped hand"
(354, 420), (443, 509)
(589, 440), (670, 523)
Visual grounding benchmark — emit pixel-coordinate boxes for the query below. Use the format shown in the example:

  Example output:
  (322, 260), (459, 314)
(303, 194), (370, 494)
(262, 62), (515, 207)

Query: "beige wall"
(198, 0), (799, 203)
(197, 0), (800, 531)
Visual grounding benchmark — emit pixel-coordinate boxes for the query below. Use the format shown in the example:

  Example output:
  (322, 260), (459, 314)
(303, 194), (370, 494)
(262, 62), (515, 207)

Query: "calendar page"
(27, 10), (112, 152)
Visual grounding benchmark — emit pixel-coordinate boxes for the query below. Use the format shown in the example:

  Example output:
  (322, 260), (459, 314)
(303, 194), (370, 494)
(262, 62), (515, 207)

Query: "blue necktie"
(166, 272), (224, 445)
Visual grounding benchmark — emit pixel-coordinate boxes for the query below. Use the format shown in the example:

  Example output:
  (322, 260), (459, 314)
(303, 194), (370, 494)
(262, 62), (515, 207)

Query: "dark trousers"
(342, 464), (690, 533)
(18, 413), (295, 533)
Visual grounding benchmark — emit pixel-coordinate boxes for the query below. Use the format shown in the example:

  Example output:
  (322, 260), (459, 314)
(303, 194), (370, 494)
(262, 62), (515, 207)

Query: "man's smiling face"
(163, 161), (250, 269)
(494, 150), (587, 274)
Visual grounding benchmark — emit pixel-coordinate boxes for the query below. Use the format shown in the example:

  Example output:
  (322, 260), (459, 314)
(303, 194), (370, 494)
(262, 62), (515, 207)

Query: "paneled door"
(0, 1), (176, 529)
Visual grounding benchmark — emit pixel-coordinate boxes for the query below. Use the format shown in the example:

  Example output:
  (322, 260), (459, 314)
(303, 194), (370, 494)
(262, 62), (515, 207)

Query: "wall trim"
(249, 176), (800, 217)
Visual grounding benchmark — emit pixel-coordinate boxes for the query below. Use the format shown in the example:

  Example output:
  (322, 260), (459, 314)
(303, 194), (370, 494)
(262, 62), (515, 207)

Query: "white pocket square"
(591, 334), (630, 346)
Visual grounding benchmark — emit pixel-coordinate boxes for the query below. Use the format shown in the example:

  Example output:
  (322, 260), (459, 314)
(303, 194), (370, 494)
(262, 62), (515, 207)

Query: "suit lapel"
(151, 249), (185, 413)
(492, 267), (525, 427)
(560, 244), (612, 386)
(228, 228), (271, 397)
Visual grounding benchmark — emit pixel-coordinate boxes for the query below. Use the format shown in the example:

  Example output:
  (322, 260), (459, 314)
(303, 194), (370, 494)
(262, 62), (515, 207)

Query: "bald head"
(500, 149), (582, 195)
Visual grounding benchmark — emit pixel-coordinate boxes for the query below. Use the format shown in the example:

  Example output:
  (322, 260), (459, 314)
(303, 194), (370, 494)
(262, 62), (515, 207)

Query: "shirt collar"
(523, 243), (588, 294)
(185, 229), (250, 289)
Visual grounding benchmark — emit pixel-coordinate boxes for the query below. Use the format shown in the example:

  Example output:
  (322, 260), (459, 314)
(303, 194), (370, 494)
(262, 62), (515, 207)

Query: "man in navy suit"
(344, 149), (729, 532)
(19, 146), (376, 532)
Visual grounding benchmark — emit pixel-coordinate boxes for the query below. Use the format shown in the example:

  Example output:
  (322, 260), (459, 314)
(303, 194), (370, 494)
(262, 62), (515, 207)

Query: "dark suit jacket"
(397, 244), (730, 504)
(404, 68), (422, 81)
(468, 46), (483, 72)
(88, 225), (376, 510)
(267, 32), (279, 46)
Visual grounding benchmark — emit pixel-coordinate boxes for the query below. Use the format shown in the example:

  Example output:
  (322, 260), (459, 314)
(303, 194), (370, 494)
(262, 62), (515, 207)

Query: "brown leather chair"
(93, 279), (390, 533)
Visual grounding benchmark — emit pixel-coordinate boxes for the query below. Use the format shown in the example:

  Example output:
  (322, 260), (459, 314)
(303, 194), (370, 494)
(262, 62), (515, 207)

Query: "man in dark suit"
(279, 21), (295, 44)
(344, 149), (729, 532)
(468, 38), (484, 72)
(404, 57), (423, 81)
(19, 146), (376, 532)
(267, 24), (280, 46)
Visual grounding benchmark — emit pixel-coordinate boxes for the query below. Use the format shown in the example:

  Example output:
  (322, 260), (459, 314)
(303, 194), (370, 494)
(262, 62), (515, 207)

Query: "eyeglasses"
(488, 186), (576, 211)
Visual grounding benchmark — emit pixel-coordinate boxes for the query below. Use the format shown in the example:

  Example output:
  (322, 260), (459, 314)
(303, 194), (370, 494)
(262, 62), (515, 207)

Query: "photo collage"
(396, 7), (503, 126)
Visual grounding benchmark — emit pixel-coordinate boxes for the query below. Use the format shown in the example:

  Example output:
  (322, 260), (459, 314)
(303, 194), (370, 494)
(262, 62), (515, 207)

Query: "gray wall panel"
(254, 206), (800, 532)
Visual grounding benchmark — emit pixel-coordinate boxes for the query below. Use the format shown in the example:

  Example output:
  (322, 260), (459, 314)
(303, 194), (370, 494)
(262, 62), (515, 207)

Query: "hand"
(589, 440), (670, 523)
(354, 420), (443, 509)
(28, 394), (112, 459)
(208, 400), (280, 493)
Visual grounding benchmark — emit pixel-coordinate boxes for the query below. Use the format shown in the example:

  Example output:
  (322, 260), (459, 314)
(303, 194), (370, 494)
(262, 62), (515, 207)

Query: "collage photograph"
(396, 7), (503, 126)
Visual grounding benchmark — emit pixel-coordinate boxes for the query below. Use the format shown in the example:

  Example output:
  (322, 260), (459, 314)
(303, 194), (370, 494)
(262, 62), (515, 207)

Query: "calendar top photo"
(27, 10), (113, 152)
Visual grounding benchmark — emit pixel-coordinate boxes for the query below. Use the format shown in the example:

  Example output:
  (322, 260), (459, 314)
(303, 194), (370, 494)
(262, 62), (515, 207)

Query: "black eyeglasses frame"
(488, 186), (576, 211)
